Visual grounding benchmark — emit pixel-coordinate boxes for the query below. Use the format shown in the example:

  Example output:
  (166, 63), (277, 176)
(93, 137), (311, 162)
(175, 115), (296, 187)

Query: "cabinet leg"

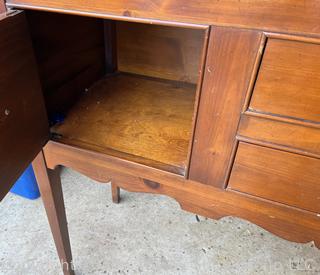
(111, 182), (120, 204)
(32, 151), (74, 275)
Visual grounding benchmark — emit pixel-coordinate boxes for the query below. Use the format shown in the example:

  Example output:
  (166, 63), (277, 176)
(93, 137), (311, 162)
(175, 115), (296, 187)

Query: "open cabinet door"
(0, 11), (49, 200)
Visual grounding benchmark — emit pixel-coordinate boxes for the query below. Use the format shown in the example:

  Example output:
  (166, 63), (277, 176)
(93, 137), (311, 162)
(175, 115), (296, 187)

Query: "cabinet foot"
(111, 182), (120, 204)
(32, 151), (74, 275)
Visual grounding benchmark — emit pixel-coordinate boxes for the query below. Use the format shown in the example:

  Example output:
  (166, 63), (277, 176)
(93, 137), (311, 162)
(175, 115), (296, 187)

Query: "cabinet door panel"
(0, 12), (48, 200)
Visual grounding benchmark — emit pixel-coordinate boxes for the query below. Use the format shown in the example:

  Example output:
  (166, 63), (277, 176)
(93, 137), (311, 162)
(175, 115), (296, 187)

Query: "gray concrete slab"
(1, 168), (319, 275)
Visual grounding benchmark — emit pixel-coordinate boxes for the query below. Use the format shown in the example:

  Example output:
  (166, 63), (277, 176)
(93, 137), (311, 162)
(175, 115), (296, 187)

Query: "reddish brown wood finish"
(228, 142), (320, 213)
(43, 141), (320, 248)
(111, 183), (120, 204)
(103, 20), (117, 73)
(1, 6), (319, 274)
(117, 21), (205, 84)
(0, 0), (6, 12)
(250, 38), (320, 123)
(238, 114), (320, 157)
(225, 33), (320, 216)
(26, 11), (106, 116)
(0, 11), (48, 200)
(6, 0), (320, 37)
(32, 151), (74, 275)
(51, 73), (197, 175)
(189, 27), (262, 187)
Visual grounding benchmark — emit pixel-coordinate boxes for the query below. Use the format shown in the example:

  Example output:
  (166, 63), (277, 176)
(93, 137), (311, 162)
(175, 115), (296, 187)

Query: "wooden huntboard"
(5, 0), (320, 37)
(1, 3), (320, 274)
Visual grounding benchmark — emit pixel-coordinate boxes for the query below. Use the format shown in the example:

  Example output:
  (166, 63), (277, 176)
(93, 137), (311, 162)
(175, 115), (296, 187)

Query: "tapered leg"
(32, 151), (74, 275)
(111, 182), (120, 204)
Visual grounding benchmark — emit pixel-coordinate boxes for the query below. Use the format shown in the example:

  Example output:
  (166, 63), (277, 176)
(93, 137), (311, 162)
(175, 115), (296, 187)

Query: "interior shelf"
(51, 73), (197, 175)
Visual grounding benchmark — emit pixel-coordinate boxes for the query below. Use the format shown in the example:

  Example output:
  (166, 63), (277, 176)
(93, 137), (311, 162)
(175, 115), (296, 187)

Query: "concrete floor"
(0, 168), (319, 275)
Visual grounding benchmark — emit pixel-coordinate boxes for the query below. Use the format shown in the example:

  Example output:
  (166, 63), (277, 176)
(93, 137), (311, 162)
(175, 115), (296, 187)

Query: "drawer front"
(238, 114), (320, 156)
(250, 38), (320, 123)
(228, 142), (320, 213)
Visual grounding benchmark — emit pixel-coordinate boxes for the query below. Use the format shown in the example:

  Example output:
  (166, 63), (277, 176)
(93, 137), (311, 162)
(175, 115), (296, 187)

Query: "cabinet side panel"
(189, 27), (262, 188)
(0, 12), (49, 200)
(26, 11), (106, 117)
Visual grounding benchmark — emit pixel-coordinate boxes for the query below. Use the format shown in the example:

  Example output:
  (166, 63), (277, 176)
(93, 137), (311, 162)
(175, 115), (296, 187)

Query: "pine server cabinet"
(0, 2), (320, 274)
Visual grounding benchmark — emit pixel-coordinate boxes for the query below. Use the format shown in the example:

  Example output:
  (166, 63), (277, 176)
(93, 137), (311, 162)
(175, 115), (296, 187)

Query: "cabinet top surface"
(5, 0), (320, 36)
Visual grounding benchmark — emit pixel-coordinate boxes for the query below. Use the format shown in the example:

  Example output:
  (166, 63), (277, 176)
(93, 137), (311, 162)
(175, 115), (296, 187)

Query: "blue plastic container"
(10, 165), (40, 200)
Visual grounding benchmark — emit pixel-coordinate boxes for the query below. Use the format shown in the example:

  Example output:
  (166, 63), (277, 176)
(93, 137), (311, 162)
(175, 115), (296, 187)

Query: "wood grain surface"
(6, 0), (320, 36)
(117, 21), (205, 84)
(51, 73), (197, 175)
(26, 10), (106, 117)
(228, 142), (320, 213)
(189, 27), (262, 187)
(0, 12), (48, 200)
(32, 151), (74, 275)
(43, 141), (320, 248)
(238, 114), (320, 157)
(250, 38), (320, 123)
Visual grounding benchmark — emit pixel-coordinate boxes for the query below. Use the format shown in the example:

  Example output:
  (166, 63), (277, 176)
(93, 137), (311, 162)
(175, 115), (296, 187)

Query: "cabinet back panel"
(26, 11), (106, 116)
(117, 21), (204, 84)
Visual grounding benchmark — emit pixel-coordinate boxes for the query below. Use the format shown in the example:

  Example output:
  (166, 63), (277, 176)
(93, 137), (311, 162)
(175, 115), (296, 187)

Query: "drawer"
(228, 142), (320, 213)
(250, 38), (320, 123)
(237, 114), (320, 156)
